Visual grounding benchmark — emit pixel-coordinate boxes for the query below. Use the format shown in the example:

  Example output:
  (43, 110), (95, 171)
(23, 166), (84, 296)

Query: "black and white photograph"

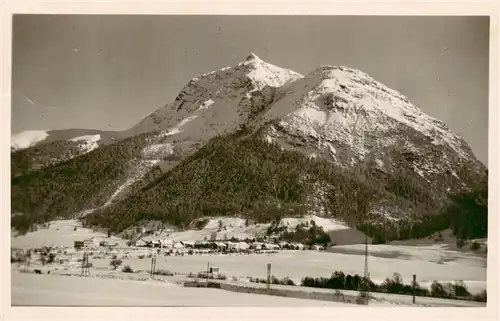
(2, 5), (497, 317)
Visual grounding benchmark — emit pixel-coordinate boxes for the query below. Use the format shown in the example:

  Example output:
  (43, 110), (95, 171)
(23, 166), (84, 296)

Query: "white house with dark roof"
(290, 242), (305, 250)
(160, 239), (174, 248)
(279, 241), (291, 249)
(250, 242), (263, 250)
(173, 242), (185, 249)
(214, 242), (227, 250)
(225, 241), (237, 250)
(311, 244), (323, 251)
(263, 243), (279, 250)
(236, 242), (250, 251)
(135, 239), (148, 247)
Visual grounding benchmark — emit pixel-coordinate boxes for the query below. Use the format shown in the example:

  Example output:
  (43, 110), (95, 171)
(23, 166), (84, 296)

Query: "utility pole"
(361, 235), (370, 303)
(25, 250), (31, 273)
(153, 255), (156, 276)
(86, 252), (90, 276)
(81, 252), (90, 276)
(267, 263), (272, 291)
(364, 236), (369, 281)
(150, 255), (157, 279)
(80, 252), (84, 276)
(412, 274), (417, 304)
(206, 262), (210, 287)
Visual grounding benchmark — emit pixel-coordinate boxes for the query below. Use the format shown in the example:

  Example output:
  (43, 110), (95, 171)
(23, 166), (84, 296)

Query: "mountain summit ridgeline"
(11, 54), (487, 242)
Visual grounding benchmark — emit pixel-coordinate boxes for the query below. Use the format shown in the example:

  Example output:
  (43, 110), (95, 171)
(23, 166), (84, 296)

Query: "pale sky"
(11, 15), (489, 164)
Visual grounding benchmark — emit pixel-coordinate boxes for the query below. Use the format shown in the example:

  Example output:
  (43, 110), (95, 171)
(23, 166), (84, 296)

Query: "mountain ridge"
(11, 54), (488, 243)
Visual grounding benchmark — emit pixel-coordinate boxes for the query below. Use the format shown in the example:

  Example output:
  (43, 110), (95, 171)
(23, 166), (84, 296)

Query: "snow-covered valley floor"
(11, 273), (352, 307)
(11, 219), (487, 307)
(10, 247), (486, 307)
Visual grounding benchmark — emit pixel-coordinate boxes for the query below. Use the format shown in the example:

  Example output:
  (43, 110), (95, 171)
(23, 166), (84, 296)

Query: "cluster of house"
(72, 237), (325, 252)
(74, 237), (114, 250)
(132, 239), (323, 252)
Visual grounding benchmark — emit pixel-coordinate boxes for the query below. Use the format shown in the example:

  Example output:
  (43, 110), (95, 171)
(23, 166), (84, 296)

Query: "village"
(74, 236), (324, 255)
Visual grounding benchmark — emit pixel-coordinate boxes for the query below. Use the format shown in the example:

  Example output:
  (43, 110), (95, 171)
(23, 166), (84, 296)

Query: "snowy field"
(11, 220), (128, 249)
(11, 219), (487, 306)
(11, 273), (352, 307)
(84, 249), (485, 294)
(11, 269), (484, 307)
(16, 245), (482, 296)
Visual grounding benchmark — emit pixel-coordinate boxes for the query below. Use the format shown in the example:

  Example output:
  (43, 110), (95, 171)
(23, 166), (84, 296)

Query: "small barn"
(181, 241), (195, 248)
(74, 241), (84, 250)
(194, 240), (210, 249)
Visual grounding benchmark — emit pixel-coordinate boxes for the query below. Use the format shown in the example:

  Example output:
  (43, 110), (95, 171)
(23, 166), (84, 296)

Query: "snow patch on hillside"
(369, 205), (406, 224)
(141, 143), (174, 159)
(103, 159), (160, 207)
(244, 54), (303, 89)
(159, 115), (198, 137)
(198, 99), (215, 110)
(68, 134), (101, 154)
(204, 217), (247, 229)
(11, 130), (49, 150)
(177, 115), (198, 128)
(145, 215), (346, 242)
(143, 218), (270, 242)
(279, 215), (350, 232)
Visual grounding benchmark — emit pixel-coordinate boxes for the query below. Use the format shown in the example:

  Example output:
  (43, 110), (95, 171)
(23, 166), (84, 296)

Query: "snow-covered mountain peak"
(129, 55), (303, 136)
(258, 64), (475, 170)
(242, 56), (304, 90)
(305, 65), (412, 107)
(190, 53), (303, 91)
(245, 52), (262, 62)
